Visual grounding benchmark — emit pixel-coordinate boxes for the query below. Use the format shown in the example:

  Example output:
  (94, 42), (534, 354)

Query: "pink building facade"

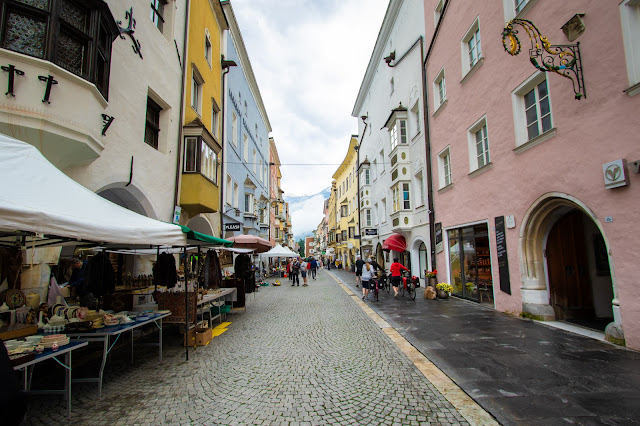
(424, 0), (640, 348)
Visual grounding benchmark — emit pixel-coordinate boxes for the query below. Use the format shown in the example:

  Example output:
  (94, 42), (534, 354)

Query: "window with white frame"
(411, 102), (420, 137)
(362, 209), (372, 228)
(204, 30), (212, 66)
(415, 172), (425, 207)
(243, 134), (248, 161)
(467, 116), (490, 171)
(191, 67), (203, 114)
(341, 205), (348, 217)
(150, 0), (166, 32)
(512, 73), (553, 146)
(253, 149), (257, 173)
(232, 112), (238, 147)
(379, 150), (385, 172)
(364, 168), (370, 185)
(233, 182), (239, 208)
(381, 198), (387, 222)
(211, 99), (219, 138)
(244, 193), (254, 214)
(259, 159), (263, 181)
(434, 0), (444, 26)
(390, 119), (407, 151)
(515, 0), (529, 14)
(372, 159), (377, 181)
(433, 67), (446, 109)
(226, 175), (232, 205)
(392, 183), (411, 212)
(438, 147), (452, 188)
(183, 137), (218, 183)
(620, 0), (640, 93)
(461, 18), (482, 78)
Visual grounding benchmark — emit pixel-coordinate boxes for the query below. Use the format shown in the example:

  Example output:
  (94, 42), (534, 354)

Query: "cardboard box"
(183, 327), (211, 346)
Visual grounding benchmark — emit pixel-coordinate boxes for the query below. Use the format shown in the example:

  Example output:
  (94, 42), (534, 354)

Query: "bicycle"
(369, 275), (380, 302)
(377, 271), (390, 293)
(400, 272), (417, 300)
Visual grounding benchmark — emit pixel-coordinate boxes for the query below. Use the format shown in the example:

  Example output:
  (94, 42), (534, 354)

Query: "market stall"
(0, 133), (235, 409)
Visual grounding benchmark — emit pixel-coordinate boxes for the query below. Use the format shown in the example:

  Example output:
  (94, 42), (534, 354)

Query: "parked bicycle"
(399, 271), (418, 300)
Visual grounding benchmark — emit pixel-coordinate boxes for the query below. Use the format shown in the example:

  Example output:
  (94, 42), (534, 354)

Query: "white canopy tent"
(261, 244), (298, 258)
(0, 133), (188, 248)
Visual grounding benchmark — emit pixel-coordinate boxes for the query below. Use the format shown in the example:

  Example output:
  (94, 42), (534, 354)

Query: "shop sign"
(494, 216), (511, 295)
(434, 222), (443, 253)
(224, 223), (241, 231)
(602, 159), (629, 189)
(172, 206), (181, 224)
(364, 228), (378, 236)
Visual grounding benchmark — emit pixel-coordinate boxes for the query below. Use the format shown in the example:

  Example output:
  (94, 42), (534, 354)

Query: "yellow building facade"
(331, 136), (360, 271)
(179, 0), (227, 236)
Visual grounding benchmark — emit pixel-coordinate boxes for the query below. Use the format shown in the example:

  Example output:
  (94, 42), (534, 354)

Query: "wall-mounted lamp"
(383, 51), (395, 67)
(221, 55), (237, 70)
(361, 115), (368, 124)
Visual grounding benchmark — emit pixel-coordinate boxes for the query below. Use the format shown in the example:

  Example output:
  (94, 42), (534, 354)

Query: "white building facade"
(352, 0), (432, 282)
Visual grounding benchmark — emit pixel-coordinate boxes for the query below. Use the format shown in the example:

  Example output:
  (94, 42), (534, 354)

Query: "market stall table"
(13, 340), (89, 419)
(66, 312), (170, 398)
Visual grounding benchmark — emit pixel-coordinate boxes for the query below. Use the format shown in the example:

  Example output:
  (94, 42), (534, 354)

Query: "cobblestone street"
(22, 270), (481, 425)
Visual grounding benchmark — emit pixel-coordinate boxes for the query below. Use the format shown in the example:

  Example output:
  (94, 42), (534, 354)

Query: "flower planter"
(428, 277), (438, 288)
(436, 289), (449, 299)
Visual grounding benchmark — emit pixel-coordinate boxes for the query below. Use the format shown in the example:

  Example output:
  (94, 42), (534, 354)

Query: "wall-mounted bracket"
(38, 75), (58, 104)
(1, 64), (25, 97)
(117, 7), (143, 59)
(502, 19), (586, 99)
(101, 114), (115, 136)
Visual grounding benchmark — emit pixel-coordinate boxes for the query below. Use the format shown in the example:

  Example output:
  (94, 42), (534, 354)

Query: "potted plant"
(426, 270), (438, 288)
(435, 282), (453, 299)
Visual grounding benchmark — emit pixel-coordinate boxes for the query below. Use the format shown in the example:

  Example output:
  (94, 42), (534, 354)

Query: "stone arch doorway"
(186, 215), (214, 237)
(96, 183), (156, 219)
(520, 193), (619, 337)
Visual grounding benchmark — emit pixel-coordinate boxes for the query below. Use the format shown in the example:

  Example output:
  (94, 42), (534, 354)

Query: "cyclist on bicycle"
(389, 257), (409, 298)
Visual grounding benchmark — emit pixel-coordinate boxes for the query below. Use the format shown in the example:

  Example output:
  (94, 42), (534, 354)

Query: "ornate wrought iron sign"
(101, 114), (115, 136)
(502, 19), (585, 99)
(2, 64), (25, 97)
(117, 7), (143, 59)
(38, 75), (58, 104)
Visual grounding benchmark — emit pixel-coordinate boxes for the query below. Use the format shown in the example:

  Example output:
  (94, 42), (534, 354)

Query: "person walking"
(310, 257), (318, 279)
(389, 257), (409, 297)
(286, 259), (292, 282)
(361, 259), (374, 300)
(300, 258), (309, 286)
(354, 254), (365, 288)
(291, 258), (300, 286)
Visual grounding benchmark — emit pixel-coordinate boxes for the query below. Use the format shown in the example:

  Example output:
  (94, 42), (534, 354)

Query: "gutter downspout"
(422, 0), (450, 271)
(173, 0), (191, 223)
(220, 64), (231, 239)
(356, 119), (368, 259)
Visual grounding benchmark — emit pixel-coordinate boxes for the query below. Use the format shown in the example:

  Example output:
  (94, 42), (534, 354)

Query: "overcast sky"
(230, 0), (389, 198)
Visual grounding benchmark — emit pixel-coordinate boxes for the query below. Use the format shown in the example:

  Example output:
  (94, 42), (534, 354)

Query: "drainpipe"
(356, 118), (369, 259)
(219, 65), (230, 238)
(173, 0), (191, 223)
(421, 0), (450, 271)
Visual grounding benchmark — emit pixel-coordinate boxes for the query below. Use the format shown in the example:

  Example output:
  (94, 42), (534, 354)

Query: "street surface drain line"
(331, 273), (498, 426)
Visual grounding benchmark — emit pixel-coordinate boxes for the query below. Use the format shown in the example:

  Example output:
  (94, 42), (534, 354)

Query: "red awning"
(382, 233), (407, 252)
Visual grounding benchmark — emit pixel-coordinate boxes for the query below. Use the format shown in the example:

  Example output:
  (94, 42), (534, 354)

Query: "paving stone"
(20, 271), (465, 425)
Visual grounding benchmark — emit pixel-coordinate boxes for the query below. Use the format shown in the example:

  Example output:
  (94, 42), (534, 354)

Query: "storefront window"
(419, 242), (427, 279)
(447, 224), (493, 303)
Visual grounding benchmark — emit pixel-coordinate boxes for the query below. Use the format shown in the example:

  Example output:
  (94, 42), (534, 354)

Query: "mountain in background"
(285, 187), (331, 241)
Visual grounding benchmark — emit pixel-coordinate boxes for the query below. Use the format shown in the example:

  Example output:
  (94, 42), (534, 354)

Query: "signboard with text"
(364, 229), (378, 236)
(494, 216), (511, 295)
(223, 223), (241, 231)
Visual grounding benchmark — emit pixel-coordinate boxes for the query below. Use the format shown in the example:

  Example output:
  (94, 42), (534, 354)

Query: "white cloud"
(230, 0), (389, 197)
